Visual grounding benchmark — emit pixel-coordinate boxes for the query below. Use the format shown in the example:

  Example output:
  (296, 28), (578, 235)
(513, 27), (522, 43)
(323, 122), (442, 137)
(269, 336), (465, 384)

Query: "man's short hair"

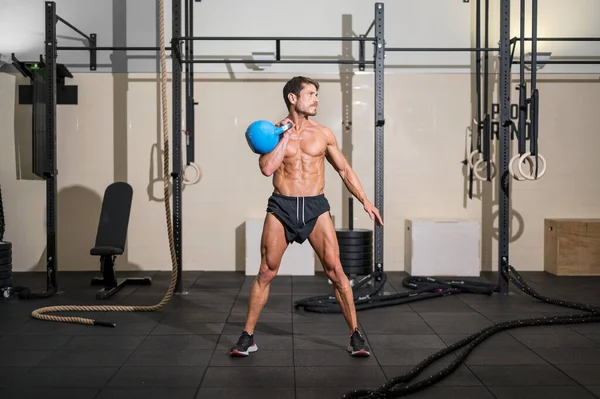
(283, 76), (319, 108)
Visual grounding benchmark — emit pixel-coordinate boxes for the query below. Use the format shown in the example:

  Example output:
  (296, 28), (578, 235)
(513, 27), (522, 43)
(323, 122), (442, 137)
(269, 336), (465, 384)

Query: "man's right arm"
(259, 134), (290, 176)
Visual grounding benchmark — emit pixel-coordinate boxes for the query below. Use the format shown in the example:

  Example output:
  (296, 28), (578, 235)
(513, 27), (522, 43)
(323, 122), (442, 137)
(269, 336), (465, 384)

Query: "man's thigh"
(307, 212), (340, 270)
(260, 213), (289, 271)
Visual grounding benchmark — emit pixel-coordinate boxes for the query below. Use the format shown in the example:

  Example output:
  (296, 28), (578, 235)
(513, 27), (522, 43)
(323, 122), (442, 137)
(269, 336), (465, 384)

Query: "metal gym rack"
(17, 0), (600, 298)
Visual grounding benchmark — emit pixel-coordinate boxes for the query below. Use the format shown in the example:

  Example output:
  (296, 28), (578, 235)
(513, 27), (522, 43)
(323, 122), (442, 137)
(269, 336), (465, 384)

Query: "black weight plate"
(339, 244), (372, 253)
(340, 252), (372, 261)
(341, 259), (373, 268)
(0, 278), (13, 288)
(337, 237), (372, 246)
(0, 241), (11, 251)
(0, 262), (11, 273)
(0, 257), (11, 266)
(0, 270), (11, 280)
(336, 229), (373, 239)
(342, 265), (372, 275)
(0, 249), (11, 259)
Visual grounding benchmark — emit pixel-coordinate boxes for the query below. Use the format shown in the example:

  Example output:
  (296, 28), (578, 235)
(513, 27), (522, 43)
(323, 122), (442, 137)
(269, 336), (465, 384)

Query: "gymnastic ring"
(182, 162), (202, 185)
(473, 158), (496, 181)
(468, 149), (480, 169)
(518, 152), (547, 180)
(509, 154), (532, 181)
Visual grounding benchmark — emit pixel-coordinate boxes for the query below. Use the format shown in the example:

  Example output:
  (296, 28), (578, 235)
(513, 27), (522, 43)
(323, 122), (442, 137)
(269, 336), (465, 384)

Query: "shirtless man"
(230, 76), (383, 358)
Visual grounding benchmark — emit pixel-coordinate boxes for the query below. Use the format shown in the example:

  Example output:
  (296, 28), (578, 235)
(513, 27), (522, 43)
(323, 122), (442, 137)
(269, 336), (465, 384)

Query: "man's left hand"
(364, 201), (383, 226)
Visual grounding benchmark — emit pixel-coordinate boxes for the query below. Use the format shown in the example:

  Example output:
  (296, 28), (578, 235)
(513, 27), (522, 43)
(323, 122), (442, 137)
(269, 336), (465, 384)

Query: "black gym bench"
(90, 182), (151, 299)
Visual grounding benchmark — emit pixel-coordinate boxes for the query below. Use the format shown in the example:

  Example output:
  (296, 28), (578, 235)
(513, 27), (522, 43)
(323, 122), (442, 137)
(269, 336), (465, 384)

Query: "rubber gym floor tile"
(0, 333), (71, 350)
(78, 321), (158, 335)
(357, 311), (434, 334)
(293, 349), (380, 367)
(365, 334), (447, 350)
(388, 386), (497, 399)
(293, 334), (357, 350)
(200, 366), (295, 387)
(373, 348), (457, 367)
(107, 366), (206, 388)
(232, 295), (292, 313)
(511, 329), (600, 348)
(382, 364), (482, 387)
(196, 387), (295, 399)
(6, 319), (85, 335)
(0, 367), (30, 387)
(37, 349), (134, 367)
(124, 349), (214, 367)
(440, 333), (548, 366)
(488, 386), (599, 399)
(161, 310), (231, 323)
(0, 350), (53, 367)
(418, 312), (494, 334)
(480, 311), (551, 324)
(3, 271), (600, 399)
(569, 323), (600, 335)
(150, 321), (224, 335)
(293, 309), (356, 323)
(468, 365), (579, 386)
(294, 365), (386, 387)
(292, 320), (362, 335)
(137, 334), (220, 350)
(292, 282), (335, 296)
(587, 334), (600, 343)
(97, 388), (197, 399)
(217, 333), (294, 350)
(1, 388), (100, 399)
(20, 366), (119, 388)
(59, 334), (147, 350)
(532, 347), (600, 365)
(228, 311), (292, 323)
(296, 386), (371, 399)
(148, 321), (225, 335)
(408, 296), (475, 312)
(221, 321), (294, 335)
(585, 386), (600, 397)
(210, 349), (294, 367)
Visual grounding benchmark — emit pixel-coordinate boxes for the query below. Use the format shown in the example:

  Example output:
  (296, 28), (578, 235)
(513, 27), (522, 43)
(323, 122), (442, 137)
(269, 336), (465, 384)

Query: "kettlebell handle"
(274, 122), (293, 135)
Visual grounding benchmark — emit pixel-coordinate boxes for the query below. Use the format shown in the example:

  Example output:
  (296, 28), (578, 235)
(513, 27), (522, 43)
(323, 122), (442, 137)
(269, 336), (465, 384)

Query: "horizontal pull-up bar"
(178, 36), (374, 42)
(513, 60), (600, 65)
(181, 59), (374, 65)
(521, 37), (600, 42)
(386, 47), (499, 52)
(57, 46), (172, 51)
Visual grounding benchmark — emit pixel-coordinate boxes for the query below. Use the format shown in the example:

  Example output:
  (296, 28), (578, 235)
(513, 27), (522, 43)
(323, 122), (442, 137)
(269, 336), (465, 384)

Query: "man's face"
(291, 83), (319, 116)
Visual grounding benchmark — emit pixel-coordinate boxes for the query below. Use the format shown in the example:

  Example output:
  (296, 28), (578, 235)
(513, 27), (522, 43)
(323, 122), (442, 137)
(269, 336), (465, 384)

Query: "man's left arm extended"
(324, 129), (383, 225)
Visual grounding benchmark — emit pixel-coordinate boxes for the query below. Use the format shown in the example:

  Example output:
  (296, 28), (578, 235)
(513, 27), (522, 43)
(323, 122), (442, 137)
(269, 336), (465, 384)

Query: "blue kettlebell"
(245, 120), (294, 154)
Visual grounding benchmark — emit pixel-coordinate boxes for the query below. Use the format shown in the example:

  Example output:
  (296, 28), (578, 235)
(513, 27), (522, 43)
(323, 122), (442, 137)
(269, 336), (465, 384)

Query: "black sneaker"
(229, 331), (258, 357)
(347, 328), (370, 357)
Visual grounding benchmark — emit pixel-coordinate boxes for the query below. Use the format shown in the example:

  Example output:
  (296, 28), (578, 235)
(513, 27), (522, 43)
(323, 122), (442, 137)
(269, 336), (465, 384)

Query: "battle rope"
(29, 0), (178, 326)
(304, 265), (600, 399)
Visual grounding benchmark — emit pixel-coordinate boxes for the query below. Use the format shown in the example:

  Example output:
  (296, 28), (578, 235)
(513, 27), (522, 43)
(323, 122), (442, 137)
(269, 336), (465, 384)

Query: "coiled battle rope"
(296, 265), (600, 399)
(27, 0), (178, 326)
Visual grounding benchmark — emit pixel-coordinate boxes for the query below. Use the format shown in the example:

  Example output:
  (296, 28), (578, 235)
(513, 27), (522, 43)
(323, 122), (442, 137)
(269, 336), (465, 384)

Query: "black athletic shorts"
(266, 193), (331, 244)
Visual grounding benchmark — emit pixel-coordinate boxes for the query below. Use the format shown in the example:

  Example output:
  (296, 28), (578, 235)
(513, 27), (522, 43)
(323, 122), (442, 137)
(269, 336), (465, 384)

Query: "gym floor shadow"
(30, 185), (143, 274)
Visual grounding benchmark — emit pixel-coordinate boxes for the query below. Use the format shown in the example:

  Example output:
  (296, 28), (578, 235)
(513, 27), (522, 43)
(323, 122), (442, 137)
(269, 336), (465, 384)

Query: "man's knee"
(257, 261), (278, 284)
(324, 263), (349, 286)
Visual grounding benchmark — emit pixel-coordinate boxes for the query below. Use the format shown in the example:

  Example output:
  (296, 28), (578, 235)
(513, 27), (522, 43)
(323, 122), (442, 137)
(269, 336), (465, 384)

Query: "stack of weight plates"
(335, 228), (373, 277)
(0, 241), (13, 295)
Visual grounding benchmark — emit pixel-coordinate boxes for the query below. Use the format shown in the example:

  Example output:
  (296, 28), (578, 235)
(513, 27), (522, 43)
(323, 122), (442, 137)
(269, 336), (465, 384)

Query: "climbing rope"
(30, 0), (178, 326)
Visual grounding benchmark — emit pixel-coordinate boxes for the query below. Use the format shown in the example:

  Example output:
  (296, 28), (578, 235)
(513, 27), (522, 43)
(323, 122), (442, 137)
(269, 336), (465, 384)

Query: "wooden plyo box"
(544, 219), (600, 276)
